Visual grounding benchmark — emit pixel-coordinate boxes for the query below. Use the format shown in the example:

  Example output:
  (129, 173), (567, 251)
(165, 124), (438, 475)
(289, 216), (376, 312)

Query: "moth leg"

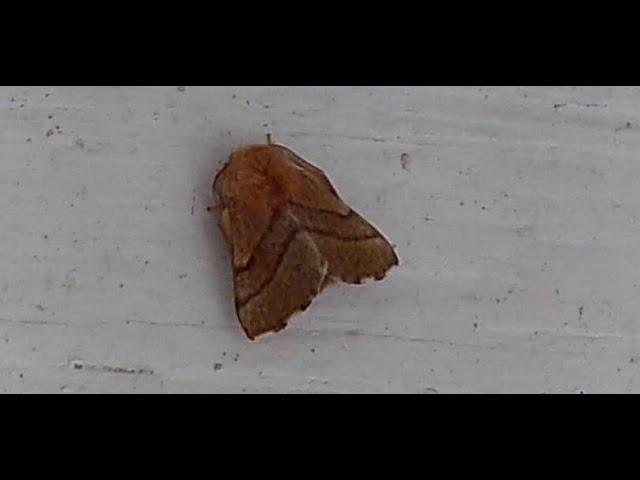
(218, 208), (233, 247)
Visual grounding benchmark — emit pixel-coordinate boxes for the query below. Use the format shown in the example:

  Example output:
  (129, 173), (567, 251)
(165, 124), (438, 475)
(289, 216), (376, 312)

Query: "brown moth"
(213, 142), (398, 340)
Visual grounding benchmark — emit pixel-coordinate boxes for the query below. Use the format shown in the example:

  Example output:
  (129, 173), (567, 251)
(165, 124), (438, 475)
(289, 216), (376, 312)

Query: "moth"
(213, 141), (398, 340)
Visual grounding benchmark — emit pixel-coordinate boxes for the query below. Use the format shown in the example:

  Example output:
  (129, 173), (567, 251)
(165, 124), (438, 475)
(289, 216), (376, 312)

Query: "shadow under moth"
(213, 142), (398, 340)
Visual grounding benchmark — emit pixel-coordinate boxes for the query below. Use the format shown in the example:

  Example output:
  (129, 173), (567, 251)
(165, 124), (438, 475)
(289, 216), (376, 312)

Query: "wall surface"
(1, 86), (639, 393)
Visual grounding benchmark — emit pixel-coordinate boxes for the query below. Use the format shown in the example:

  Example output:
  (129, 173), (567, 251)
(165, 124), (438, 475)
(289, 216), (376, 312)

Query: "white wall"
(1, 86), (638, 393)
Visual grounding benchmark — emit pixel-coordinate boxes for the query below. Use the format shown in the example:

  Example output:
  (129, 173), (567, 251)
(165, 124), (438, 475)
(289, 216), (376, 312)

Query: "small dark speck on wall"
(400, 153), (411, 172)
(615, 121), (632, 132)
(177, 86), (186, 93)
